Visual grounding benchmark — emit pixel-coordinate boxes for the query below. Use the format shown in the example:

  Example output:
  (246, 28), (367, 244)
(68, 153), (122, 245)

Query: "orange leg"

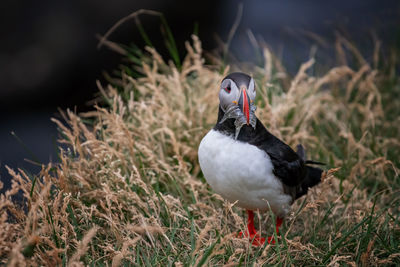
(238, 210), (265, 246)
(238, 211), (283, 246)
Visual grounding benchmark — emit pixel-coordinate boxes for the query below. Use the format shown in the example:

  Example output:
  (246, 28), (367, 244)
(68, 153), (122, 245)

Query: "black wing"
(239, 119), (306, 187)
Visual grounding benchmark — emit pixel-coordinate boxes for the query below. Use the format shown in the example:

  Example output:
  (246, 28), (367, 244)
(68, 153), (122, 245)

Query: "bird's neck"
(214, 106), (258, 141)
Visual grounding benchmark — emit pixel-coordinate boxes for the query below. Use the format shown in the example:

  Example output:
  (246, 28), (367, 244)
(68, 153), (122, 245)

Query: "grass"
(1, 21), (400, 266)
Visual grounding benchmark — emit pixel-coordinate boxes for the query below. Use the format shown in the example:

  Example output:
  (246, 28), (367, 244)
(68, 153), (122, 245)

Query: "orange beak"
(238, 87), (250, 125)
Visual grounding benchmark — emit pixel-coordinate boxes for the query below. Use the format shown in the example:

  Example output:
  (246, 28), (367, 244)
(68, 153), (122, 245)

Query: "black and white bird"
(198, 72), (324, 245)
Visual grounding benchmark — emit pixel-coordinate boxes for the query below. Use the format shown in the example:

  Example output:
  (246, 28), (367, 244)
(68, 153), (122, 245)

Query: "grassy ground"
(1, 31), (400, 266)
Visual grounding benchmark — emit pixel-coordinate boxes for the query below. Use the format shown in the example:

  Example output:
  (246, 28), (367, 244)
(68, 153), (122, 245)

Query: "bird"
(198, 72), (324, 246)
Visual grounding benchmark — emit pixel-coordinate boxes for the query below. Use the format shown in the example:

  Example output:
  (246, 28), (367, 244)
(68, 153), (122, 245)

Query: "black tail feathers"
(296, 144), (326, 165)
(295, 144), (324, 199)
(295, 165), (323, 199)
(296, 144), (306, 161)
(305, 160), (326, 165)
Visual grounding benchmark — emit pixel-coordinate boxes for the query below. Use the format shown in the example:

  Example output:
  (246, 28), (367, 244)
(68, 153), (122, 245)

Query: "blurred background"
(1, 0), (399, 192)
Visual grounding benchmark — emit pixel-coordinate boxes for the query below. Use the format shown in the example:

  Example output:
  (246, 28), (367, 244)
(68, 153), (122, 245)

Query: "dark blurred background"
(1, 0), (399, 192)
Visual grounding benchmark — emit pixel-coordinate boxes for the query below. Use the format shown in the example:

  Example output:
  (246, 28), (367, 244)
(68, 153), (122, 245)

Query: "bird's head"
(218, 72), (257, 139)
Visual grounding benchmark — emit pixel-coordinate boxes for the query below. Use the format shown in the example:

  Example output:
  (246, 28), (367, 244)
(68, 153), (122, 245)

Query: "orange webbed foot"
(238, 231), (266, 246)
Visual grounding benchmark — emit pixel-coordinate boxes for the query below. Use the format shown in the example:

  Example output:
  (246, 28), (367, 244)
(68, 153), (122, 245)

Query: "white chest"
(198, 130), (291, 217)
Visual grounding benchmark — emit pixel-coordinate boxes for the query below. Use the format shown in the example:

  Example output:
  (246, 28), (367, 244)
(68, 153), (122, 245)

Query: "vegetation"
(1, 14), (399, 266)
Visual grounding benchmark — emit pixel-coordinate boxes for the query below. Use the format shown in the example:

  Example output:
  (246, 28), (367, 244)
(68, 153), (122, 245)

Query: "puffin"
(198, 72), (324, 246)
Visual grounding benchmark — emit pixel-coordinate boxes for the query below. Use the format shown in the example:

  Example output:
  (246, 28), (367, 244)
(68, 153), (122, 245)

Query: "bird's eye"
(224, 86), (231, 93)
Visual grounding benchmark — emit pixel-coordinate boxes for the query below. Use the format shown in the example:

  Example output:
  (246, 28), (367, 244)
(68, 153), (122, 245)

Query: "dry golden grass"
(1, 34), (399, 266)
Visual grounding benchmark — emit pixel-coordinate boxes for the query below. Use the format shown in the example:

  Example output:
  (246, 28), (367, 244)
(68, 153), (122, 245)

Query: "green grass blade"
(160, 14), (181, 69)
(196, 235), (220, 267)
(11, 131), (41, 165)
(323, 216), (370, 263)
(136, 18), (153, 47)
(47, 205), (60, 248)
